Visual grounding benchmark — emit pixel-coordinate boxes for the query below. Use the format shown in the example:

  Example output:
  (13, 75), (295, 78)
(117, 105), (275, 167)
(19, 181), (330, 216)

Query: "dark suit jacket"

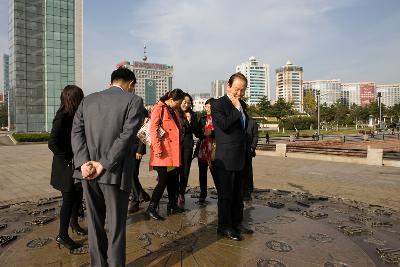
(48, 110), (75, 192)
(246, 118), (259, 157)
(211, 95), (248, 171)
(71, 86), (145, 192)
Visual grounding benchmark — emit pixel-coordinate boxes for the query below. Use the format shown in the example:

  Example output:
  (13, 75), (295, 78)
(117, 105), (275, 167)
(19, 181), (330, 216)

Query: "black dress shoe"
(128, 202), (140, 213)
(70, 223), (88, 236)
(234, 225), (254, 235)
(140, 190), (151, 202)
(56, 235), (82, 250)
(217, 229), (243, 241)
(146, 202), (165, 220)
(167, 204), (185, 214)
(243, 195), (252, 202)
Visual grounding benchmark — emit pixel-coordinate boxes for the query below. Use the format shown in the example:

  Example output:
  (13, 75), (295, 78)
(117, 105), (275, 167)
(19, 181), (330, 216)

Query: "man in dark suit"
(243, 117), (259, 201)
(71, 68), (145, 266)
(211, 72), (253, 241)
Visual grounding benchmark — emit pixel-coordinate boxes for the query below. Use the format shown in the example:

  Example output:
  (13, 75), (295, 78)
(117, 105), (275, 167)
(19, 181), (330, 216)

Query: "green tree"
(270, 98), (294, 120)
(257, 96), (272, 117)
(387, 104), (400, 122)
(246, 104), (259, 117)
(303, 91), (316, 116)
(0, 103), (7, 128)
(320, 103), (334, 123)
(349, 103), (361, 124)
(332, 101), (350, 125)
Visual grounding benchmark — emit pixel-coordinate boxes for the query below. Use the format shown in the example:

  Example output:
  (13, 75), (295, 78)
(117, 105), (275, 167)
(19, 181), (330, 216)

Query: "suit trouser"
(243, 157), (254, 197)
(131, 158), (144, 204)
(215, 165), (245, 230)
(82, 180), (129, 267)
(198, 160), (218, 199)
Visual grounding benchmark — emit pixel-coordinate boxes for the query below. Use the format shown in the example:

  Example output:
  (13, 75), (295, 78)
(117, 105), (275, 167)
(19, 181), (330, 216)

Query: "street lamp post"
(317, 91), (320, 136)
(377, 92), (382, 131)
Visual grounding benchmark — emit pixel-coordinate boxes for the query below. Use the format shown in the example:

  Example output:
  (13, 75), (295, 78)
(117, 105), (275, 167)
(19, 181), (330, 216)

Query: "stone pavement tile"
(0, 195), (382, 266)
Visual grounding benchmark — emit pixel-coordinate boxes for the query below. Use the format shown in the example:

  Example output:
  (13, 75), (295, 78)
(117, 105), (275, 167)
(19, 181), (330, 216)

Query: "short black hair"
(205, 98), (214, 105)
(228, 72), (248, 87)
(111, 68), (136, 84)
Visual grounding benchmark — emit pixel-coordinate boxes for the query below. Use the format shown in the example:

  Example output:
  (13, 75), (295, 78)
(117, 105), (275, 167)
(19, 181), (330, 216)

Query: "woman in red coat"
(146, 89), (185, 220)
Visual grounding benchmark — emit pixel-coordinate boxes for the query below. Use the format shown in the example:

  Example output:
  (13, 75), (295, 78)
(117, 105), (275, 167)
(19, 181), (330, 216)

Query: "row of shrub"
(279, 116), (317, 130)
(13, 133), (50, 142)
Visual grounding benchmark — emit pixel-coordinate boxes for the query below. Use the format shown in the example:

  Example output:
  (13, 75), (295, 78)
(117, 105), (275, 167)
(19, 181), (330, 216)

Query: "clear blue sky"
(1, 0), (400, 98)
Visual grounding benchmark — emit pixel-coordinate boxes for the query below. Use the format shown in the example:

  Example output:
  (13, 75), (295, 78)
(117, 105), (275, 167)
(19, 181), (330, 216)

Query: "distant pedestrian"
(265, 131), (270, 144)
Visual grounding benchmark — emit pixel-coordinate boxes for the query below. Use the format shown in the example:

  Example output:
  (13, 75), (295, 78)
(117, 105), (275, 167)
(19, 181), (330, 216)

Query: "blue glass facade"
(9, 0), (79, 132)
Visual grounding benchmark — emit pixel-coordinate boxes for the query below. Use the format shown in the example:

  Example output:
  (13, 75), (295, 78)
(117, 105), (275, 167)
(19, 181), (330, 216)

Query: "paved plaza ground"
(0, 144), (400, 266)
(0, 144), (399, 210)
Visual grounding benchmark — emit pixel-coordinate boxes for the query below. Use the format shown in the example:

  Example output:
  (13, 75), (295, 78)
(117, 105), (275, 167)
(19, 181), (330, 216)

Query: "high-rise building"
(340, 82), (376, 107)
(3, 54), (10, 104)
(302, 80), (341, 106)
(118, 61), (173, 106)
(211, 80), (226, 99)
(9, 0), (83, 132)
(275, 61), (303, 112)
(376, 84), (400, 107)
(236, 57), (270, 105)
(341, 83), (361, 107)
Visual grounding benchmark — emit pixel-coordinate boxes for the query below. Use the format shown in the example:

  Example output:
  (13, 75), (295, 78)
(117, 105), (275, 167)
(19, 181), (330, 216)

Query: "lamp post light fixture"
(317, 91), (320, 136)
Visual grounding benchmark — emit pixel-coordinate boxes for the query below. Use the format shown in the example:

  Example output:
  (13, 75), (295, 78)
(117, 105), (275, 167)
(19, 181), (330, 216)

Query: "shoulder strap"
(159, 105), (165, 126)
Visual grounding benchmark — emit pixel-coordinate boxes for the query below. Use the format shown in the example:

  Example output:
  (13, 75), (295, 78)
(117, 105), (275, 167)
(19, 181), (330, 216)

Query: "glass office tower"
(9, 0), (82, 132)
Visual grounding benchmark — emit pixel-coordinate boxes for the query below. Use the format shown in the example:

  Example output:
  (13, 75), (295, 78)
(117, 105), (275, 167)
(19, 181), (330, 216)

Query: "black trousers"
(215, 165), (245, 231)
(59, 183), (83, 238)
(178, 148), (193, 195)
(151, 167), (179, 205)
(198, 160), (217, 199)
(131, 158), (144, 204)
(243, 157), (254, 197)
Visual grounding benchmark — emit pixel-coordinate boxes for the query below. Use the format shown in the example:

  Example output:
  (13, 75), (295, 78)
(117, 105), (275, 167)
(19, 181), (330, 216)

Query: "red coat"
(149, 101), (181, 167)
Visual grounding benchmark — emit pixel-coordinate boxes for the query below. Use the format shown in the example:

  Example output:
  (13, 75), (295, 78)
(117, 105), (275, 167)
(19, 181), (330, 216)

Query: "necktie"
(239, 108), (245, 128)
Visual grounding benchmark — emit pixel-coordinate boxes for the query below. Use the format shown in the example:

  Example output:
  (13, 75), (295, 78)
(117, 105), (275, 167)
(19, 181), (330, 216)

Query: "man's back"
(72, 86), (144, 191)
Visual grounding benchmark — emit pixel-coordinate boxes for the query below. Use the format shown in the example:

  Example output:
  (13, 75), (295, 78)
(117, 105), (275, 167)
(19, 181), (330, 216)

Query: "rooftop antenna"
(142, 44), (148, 62)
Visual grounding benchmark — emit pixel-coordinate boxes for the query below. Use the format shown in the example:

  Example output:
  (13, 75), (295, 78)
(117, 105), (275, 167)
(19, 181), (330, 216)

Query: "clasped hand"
(81, 161), (104, 180)
(230, 96), (241, 109)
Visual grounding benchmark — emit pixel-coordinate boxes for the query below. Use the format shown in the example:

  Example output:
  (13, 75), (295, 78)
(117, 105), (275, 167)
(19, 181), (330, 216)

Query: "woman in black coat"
(48, 85), (85, 250)
(177, 93), (201, 207)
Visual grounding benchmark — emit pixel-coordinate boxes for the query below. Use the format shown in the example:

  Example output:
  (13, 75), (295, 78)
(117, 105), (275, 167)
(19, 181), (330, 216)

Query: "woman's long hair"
(183, 92), (194, 113)
(160, 88), (185, 102)
(58, 85), (84, 116)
